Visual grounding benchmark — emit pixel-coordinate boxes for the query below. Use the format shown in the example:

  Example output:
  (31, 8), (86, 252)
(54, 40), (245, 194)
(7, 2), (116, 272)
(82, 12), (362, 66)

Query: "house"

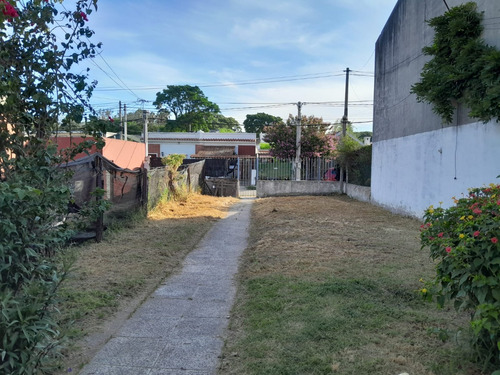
(371, 0), (500, 217)
(145, 131), (257, 159)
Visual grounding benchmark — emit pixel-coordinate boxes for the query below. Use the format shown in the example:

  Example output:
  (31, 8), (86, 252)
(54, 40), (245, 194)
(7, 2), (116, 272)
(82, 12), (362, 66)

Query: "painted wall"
(372, 0), (500, 217)
(372, 121), (500, 217)
(159, 144), (195, 158)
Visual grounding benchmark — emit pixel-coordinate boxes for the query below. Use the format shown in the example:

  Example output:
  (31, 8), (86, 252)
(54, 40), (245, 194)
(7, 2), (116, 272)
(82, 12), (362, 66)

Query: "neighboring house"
(146, 131), (257, 158)
(54, 136), (145, 170)
(371, 0), (500, 217)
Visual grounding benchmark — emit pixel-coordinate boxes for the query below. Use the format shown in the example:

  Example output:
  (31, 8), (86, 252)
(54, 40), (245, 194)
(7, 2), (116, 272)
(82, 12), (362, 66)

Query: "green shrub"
(420, 183), (500, 369)
(1, 0), (102, 372)
(160, 154), (187, 200)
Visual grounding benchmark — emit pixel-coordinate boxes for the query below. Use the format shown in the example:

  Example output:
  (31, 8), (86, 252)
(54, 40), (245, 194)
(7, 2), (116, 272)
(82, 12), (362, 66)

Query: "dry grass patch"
(57, 193), (237, 373)
(220, 195), (484, 375)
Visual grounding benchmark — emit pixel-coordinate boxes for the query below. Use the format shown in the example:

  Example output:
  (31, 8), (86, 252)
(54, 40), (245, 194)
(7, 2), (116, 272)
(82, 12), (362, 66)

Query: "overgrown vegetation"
(411, 2), (500, 123)
(335, 137), (371, 186)
(161, 153), (188, 200)
(0, 1), (103, 373)
(421, 184), (500, 372)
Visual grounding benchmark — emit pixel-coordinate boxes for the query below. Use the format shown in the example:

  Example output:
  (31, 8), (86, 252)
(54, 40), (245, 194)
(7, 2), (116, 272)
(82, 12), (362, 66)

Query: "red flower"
(473, 208), (482, 214)
(492, 237), (499, 244)
(445, 247), (452, 253)
(80, 11), (88, 21)
(474, 231), (480, 237)
(438, 232), (444, 238)
(1, 0), (19, 19)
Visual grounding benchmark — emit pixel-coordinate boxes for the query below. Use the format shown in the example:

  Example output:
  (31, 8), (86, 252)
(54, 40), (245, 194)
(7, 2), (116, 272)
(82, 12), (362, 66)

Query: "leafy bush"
(420, 183), (500, 368)
(335, 138), (371, 186)
(160, 154), (187, 200)
(411, 2), (500, 124)
(1, 0), (102, 372)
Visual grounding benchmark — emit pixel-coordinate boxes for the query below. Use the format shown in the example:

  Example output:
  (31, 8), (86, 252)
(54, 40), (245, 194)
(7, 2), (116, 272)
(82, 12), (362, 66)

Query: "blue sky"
(84, 0), (397, 131)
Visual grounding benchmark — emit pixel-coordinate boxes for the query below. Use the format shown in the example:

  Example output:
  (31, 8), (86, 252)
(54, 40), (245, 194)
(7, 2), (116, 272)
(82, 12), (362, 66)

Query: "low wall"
(257, 180), (371, 202)
(257, 180), (341, 197)
(344, 183), (371, 203)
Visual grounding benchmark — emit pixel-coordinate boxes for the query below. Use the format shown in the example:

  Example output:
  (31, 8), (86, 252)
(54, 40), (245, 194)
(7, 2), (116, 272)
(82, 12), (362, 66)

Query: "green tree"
(263, 114), (337, 158)
(0, 1), (103, 372)
(243, 112), (283, 137)
(153, 85), (220, 132)
(328, 119), (354, 135)
(211, 114), (240, 132)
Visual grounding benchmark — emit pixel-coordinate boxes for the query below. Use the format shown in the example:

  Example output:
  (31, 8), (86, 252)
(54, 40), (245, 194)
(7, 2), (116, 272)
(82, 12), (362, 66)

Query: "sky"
(82, 0), (398, 132)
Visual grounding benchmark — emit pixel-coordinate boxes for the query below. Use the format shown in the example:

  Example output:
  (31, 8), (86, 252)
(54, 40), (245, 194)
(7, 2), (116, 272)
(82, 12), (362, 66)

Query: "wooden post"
(95, 155), (104, 243)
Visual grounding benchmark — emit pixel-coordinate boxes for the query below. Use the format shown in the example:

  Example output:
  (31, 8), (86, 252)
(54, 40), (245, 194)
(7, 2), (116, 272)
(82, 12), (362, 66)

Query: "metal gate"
(236, 157), (257, 198)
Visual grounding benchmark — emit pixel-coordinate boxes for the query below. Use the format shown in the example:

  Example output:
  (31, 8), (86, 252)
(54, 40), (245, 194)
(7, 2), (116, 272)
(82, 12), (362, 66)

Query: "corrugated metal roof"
(53, 137), (145, 169)
(103, 138), (145, 170)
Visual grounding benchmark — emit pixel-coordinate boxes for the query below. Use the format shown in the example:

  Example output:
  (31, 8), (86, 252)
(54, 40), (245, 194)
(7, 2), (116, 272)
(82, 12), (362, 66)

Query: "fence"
(147, 160), (205, 209)
(185, 157), (340, 198)
(64, 154), (146, 214)
(191, 157), (257, 198)
(63, 153), (146, 239)
(258, 157), (338, 181)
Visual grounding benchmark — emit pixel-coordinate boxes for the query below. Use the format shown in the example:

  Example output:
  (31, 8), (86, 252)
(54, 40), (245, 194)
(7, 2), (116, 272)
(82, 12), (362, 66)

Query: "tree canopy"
(263, 114), (337, 158)
(243, 112), (283, 137)
(153, 85), (221, 132)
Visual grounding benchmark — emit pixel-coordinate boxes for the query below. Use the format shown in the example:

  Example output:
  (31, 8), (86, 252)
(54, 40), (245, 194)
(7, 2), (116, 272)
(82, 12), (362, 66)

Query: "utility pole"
(124, 104), (127, 141)
(295, 101), (303, 181)
(143, 110), (149, 158)
(342, 67), (350, 137)
(340, 67), (350, 193)
(119, 101), (123, 140)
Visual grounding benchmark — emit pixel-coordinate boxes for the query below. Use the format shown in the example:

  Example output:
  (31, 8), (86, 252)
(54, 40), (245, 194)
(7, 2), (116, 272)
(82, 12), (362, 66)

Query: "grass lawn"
(219, 195), (485, 375)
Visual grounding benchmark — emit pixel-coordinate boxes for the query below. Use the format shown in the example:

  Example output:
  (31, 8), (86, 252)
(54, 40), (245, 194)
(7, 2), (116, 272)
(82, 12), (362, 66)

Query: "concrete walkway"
(80, 199), (253, 375)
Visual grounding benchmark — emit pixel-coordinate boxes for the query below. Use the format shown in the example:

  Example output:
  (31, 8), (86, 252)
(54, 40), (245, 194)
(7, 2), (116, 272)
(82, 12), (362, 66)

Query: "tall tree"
(211, 114), (240, 132)
(153, 85), (220, 132)
(243, 112), (283, 137)
(263, 114), (337, 158)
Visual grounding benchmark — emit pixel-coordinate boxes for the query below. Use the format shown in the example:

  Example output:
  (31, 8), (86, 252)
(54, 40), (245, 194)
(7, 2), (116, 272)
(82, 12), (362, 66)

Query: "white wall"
(371, 121), (500, 217)
(159, 144), (195, 157)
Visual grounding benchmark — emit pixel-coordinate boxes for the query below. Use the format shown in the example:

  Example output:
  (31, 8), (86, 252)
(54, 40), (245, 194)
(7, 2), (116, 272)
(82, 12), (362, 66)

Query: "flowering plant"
(263, 114), (337, 159)
(421, 182), (500, 366)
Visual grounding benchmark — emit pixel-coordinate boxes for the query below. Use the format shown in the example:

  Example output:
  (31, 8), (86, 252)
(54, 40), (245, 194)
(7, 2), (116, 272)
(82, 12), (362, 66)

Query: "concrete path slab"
(79, 199), (253, 375)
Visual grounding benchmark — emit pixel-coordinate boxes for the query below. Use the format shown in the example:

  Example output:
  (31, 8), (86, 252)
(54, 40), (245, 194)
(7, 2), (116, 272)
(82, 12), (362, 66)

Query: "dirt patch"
(58, 193), (237, 374)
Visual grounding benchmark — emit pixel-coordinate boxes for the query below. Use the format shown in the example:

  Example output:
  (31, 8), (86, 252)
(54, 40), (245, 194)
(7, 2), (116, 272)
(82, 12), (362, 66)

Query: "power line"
(93, 72), (349, 92)
(94, 52), (142, 100)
